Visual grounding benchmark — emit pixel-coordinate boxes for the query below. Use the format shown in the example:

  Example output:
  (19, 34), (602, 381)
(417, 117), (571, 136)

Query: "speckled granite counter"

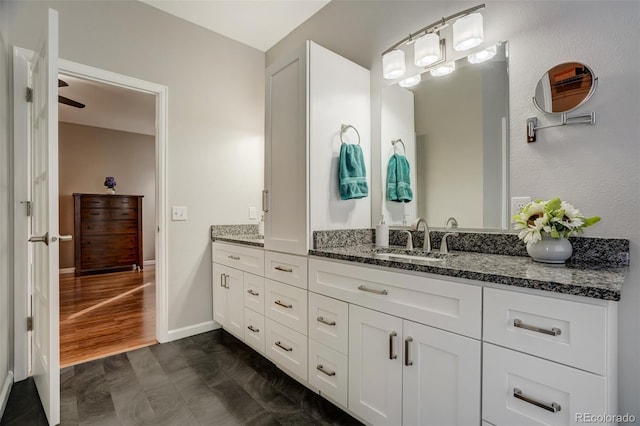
(210, 224), (264, 247)
(309, 244), (627, 301)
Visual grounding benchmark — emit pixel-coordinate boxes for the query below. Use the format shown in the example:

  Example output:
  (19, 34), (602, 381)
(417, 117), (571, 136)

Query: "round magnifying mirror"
(533, 62), (598, 114)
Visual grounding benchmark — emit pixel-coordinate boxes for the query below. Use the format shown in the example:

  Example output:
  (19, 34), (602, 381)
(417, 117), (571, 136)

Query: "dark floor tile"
(272, 410), (321, 426)
(242, 411), (281, 426)
(74, 360), (120, 426)
(302, 393), (364, 426)
(60, 367), (79, 426)
(204, 379), (268, 424)
(143, 382), (199, 426)
(0, 378), (48, 426)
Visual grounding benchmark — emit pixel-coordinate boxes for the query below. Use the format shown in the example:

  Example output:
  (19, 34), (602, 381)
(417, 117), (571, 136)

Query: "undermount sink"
(373, 249), (454, 263)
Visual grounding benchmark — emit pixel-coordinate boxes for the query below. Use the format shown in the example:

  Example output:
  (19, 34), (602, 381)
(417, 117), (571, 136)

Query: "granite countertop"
(309, 244), (627, 301)
(212, 234), (264, 247)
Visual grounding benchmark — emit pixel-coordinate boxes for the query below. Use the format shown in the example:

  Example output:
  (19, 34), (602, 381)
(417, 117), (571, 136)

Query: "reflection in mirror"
(533, 62), (597, 114)
(381, 42), (509, 230)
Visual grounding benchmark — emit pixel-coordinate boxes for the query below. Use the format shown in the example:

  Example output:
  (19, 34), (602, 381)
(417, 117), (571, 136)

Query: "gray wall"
(7, 0), (266, 333)
(0, 0), (13, 413)
(267, 0), (640, 416)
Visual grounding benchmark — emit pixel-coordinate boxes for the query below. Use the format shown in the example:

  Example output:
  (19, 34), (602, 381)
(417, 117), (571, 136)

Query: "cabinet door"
(264, 42), (308, 255)
(212, 263), (228, 327)
(348, 305), (402, 425)
(403, 320), (481, 426)
(225, 267), (245, 339)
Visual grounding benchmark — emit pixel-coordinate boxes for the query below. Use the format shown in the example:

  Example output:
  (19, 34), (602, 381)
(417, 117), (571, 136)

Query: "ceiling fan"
(58, 79), (85, 109)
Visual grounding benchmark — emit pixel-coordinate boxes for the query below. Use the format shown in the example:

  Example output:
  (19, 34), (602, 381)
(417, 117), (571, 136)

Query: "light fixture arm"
(381, 3), (485, 56)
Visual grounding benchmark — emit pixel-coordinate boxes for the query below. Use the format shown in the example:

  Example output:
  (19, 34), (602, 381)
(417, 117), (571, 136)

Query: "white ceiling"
(59, 1), (329, 134)
(139, 0), (331, 52)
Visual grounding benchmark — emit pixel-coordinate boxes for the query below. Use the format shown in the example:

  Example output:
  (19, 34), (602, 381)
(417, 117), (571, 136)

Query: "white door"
(348, 304), (403, 425)
(28, 8), (60, 426)
(403, 320), (481, 426)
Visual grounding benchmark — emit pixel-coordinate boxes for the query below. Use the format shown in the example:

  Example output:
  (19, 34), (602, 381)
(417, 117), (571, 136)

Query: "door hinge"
(27, 316), (33, 332)
(21, 201), (32, 216)
(26, 87), (33, 103)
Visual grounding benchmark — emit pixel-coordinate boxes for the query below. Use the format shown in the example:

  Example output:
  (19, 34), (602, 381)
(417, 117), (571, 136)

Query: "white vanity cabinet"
(264, 41), (370, 255)
(211, 263), (245, 339)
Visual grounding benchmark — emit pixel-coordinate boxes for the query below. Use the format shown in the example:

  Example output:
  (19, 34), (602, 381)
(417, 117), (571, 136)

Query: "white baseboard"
(143, 260), (155, 266)
(59, 260), (156, 275)
(166, 320), (220, 342)
(0, 371), (14, 420)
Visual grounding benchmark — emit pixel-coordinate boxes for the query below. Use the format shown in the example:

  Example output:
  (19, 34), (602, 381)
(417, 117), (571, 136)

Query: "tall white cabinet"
(264, 41), (371, 255)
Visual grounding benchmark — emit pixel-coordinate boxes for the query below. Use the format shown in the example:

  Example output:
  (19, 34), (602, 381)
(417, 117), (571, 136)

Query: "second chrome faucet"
(411, 217), (431, 252)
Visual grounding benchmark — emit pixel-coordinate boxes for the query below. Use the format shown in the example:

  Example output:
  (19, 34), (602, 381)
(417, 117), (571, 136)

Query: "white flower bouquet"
(513, 197), (600, 246)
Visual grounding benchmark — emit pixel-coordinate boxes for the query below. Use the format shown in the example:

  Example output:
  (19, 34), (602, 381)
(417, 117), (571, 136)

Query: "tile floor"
(1, 330), (362, 426)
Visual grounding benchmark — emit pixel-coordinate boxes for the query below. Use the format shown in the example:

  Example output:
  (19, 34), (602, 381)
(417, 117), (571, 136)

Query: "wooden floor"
(60, 268), (157, 368)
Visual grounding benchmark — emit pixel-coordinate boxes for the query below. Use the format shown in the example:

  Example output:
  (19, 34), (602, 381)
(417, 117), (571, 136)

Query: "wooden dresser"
(73, 193), (143, 276)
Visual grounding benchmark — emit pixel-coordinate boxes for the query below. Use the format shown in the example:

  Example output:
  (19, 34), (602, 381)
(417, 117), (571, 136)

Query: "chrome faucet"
(401, 230), (413, 250)
(411, 217), (431, 252)
(444, 217), (459, 230)
(440, 232), (459, 254)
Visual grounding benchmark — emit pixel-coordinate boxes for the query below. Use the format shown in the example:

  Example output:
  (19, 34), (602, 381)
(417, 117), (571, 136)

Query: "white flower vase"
(526, 235), (573, 264)
(106, 187), (115, 195)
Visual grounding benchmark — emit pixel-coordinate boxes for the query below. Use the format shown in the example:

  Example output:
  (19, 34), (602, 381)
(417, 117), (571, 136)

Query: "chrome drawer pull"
(274, 300), (292, 309)
(247, 289), (260, 296)
(275, 341), (293, 352)
(220, 274), (225, 288)
(317, 316), (336, 326)
(513, 388), (561, 413)
(389, 331), (398, 360)
(228, 255), (240, 260)
(404, 337), (413, 366)
(224, 274), (230, 289)
(317, 364), (336, 377)
(247, 325), (259, 333)
(358, 284), (388, 295)
(513, 319), (561, 336)
(262, 189), (269, 213)
(274, 266), (293, 273)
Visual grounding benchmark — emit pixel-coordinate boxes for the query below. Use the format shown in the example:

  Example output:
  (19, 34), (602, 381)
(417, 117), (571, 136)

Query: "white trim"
(166, 321), (220, 342)
(143, 260), (156, 267)
(59, 268), (74, 275)
(0, 371), (13, 419)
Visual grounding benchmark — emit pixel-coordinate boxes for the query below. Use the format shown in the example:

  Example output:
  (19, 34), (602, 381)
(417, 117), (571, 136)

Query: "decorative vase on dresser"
(73, 193), (143, 276)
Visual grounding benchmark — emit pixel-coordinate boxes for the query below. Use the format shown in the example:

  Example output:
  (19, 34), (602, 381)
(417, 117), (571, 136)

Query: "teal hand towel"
(387, 154), (413, 202)
(339, 143), (368, 200)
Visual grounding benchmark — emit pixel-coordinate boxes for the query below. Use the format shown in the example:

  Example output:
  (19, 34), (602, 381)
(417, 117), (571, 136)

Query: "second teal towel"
(387, 154), (413, 202)
(339, 144), (368, 200)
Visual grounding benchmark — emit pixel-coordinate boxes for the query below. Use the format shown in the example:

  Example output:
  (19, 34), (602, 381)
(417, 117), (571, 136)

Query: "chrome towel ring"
(391, 138), (406, 154)
(340, 124), (361, 145)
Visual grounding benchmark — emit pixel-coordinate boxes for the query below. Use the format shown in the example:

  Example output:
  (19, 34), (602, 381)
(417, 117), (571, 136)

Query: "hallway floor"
(1, 330), (362, 425)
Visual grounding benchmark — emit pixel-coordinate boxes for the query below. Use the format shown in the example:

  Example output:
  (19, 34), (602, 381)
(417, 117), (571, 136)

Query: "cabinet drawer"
(484, 288), (608, 375)
(264, 251), (308, 289)
(309, 258), (481, 339)
(308, 292), (348, 354)
(244, 273), (265, 315)
(265, 279), (308, 335)
(265, 318), (308, 383)
(308, 339), (348, 408)
(483, 343), (606, 426)
(212, 242), (264, 276)
(244, 308), (265, 355)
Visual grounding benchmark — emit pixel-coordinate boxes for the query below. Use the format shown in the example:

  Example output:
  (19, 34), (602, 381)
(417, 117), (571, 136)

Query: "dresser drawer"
(244, 273), (265, 315)
(308, 292), (348, 354)
(264, 251), (308, 289)
(308, 339), (348, 408)
(483, 343), (606, 426)
(244, 308), (265, 355)
(265, 318), (308, 382)
(484, 287), (608, 375)
(82, 220), (137, 235)
(212, 242), (264, 276)
(309, 258), (481, 339)
(265, 279), (308, 335)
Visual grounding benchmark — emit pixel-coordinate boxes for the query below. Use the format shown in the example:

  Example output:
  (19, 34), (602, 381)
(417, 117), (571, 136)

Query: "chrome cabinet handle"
(513, 388), (561, 413)
(275, 341), (292, 352)
(274, 266), (293, 273)
(316, 364), (336, 377)
(228, 255), (240, 260)
(274, 300), (292, 309)
(513, 319), (561, 336)
(220, 274), (225, 288)
(262, 189), (269, 213)
(28, 232), (49, 246)
(247, 289), (260, 296)
(358, 284), (388, 295)
(389, 331), (398, 360)
(317, 316), (336, 326)
(404, 337), (413, 366)
(247, 325), (259, 333)
(224, 274), (230, 289)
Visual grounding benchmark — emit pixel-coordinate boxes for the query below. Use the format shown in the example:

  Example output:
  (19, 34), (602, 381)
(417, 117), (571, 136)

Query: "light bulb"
(383, 49), (406, 79)
(414, 33), (440, 67)
(399, 75), (421, 88)
(468, 46), (497, 64)
(453, 13), (484, 51)
(429, 62), (455, 77)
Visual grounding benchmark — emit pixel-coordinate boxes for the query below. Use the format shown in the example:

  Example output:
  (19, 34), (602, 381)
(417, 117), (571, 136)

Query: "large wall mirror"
(381, 41), (509, 230)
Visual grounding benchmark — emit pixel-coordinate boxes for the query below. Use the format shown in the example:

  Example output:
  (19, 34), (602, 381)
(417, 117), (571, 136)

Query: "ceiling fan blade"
(59, 95), (85, 109)
(58, 79), (69, 88)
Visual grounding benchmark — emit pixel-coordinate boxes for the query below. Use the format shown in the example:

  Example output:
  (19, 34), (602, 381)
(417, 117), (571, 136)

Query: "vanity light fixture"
(468, 45), (496, 64)
(383, 49), (406, 79)
(453, 13), (484, 51)
(430, 62), (455, 77)
(414, 33), (441, 67)
(399, 74), (421, 88)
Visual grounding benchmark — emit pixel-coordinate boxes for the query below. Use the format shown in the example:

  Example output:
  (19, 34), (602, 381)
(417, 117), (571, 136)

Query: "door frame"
(13, 49), (170, 381)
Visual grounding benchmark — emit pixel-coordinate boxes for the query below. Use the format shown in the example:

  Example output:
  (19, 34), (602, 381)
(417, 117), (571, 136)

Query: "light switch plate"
(172, 206), (187, 221)
(249, 206), (257, 220)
